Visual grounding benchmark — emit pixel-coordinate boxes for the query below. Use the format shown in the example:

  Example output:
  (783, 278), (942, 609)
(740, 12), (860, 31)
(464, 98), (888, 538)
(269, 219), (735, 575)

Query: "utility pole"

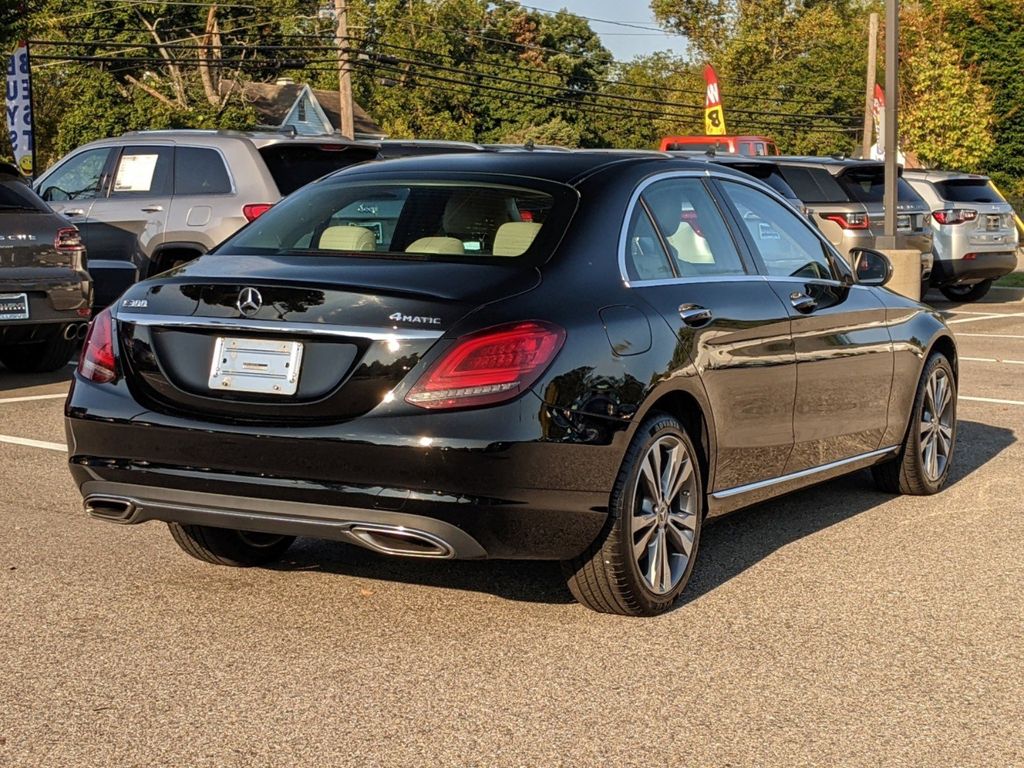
(861, 12), (878, 159)
(882, 0), (898, 242)
(334, 0), (355, 140)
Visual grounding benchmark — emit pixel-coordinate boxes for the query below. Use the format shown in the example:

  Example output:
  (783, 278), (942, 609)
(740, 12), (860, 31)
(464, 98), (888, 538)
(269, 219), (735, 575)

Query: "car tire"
(940, 279), (992, 303)
(562, 413), (703, 616)
(167, 523), (295, 567)
(0, 331), (79, 373)
(872, 353), (956, 495)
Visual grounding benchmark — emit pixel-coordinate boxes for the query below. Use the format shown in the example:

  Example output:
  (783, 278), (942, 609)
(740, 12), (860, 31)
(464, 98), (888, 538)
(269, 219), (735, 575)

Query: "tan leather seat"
(406, 236), (465, 255)
(668, 222), (715, 264)
(492, 221), (542, 257)
(318, 225), (376, 251)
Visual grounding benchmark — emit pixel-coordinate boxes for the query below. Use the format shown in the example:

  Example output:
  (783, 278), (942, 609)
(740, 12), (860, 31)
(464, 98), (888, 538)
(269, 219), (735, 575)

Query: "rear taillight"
(406, 321), (565, 410)
(78, 308), (117, 383)
(933, 208), (978, 225)
(242, 203), (273, 222)
(55, 226), (83, 251)
(822, 212), (870, 230)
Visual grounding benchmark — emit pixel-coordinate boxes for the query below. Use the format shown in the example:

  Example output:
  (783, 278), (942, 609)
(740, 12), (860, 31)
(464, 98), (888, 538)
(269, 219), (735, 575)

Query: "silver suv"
(34, 130), (378, 309)
(759, 158), (934, 289)
(904, 170), (1018, 302)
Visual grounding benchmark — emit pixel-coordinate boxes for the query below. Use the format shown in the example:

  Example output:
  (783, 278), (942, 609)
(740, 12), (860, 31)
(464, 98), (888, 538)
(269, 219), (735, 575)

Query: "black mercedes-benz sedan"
(1, 163), (92, 372)
(66, 152), (958, 616)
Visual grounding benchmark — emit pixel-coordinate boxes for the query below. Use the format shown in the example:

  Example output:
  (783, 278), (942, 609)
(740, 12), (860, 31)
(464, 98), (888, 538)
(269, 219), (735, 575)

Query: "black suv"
(0, 163), (92, 372)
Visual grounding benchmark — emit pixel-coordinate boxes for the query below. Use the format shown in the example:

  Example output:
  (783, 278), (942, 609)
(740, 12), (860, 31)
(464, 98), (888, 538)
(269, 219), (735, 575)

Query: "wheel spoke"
(639, 451), (661, 504)
(658, 528), (672, 592)
(924, 375), (937, 419)
(647, 528), (664, 590)
(633, 518), (657, 560)
(660, 443), (682, 501)
(919, 420), (932, 441)
(938, 376), (953, 416)
(665, 455), (693, 506)
(666, 516), (694, 556)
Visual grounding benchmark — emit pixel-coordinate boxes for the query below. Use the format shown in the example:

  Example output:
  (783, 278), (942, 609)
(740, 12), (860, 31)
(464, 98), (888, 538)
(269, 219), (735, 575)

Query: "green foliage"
(900, 5), (995, 171)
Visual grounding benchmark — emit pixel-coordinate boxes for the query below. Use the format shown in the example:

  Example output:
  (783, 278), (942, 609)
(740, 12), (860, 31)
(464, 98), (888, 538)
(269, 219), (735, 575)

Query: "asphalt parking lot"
(2, 289), (1023, 768)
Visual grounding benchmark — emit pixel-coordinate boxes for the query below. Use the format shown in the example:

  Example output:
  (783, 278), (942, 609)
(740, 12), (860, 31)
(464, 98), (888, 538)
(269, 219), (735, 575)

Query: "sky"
(530, 1), (686, 62)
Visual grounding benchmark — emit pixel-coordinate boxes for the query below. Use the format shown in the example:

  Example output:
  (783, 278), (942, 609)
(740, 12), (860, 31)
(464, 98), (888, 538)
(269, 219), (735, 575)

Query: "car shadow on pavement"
(276, 419), (1013, 609)
(0, 363), (74, 393)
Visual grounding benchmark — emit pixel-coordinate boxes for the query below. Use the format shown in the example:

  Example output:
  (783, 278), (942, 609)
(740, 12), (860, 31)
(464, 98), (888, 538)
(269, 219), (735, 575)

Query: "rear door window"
(109, 146), (173, 197)
(174, 147), (232, 195)
(935, 179), (1006, 203)
(221, 180), (566, 263)
(0, 177), (48, 211)
(637, 177), (747, 277)
(258, 143), (380, 195)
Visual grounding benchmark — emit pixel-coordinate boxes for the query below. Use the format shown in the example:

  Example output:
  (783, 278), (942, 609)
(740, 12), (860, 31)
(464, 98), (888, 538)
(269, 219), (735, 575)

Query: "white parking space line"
(960, 395), (1024, 407)
(941, 309), (1024, 316)
(956, 333), (1024, 339)
(0, 434), (67, 452)
(0, 393), (67, 405)
(961, 356), (1024, 366)
(946, 313), (1024, 325)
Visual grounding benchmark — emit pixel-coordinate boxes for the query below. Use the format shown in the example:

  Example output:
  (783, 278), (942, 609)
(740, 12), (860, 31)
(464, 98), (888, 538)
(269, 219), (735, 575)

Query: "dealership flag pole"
(5, 40), (35, 178)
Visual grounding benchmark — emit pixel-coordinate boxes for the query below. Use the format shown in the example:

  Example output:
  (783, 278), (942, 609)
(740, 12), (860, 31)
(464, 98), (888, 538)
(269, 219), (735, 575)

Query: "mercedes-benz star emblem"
(236, 287), (263, 317)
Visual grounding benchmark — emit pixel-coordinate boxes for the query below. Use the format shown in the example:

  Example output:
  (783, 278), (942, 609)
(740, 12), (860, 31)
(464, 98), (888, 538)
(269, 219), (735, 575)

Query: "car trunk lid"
(114, 254), (539, 424)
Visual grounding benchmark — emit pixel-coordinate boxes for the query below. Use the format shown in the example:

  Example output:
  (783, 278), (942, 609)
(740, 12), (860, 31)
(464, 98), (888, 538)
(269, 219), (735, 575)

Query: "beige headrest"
(406, 236), (465, 255)
(318, 225), (376, 251)
(493, 221), (542, 257)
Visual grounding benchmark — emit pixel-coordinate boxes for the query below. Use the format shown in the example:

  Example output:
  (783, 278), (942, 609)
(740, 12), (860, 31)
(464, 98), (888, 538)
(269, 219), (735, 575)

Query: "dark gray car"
(0, 163), (92, 372)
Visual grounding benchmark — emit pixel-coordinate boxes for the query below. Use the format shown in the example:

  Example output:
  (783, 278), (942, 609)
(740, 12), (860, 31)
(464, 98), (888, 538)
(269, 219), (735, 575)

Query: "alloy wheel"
(920, 368), (954, 482)
(631, 434), (699, 595)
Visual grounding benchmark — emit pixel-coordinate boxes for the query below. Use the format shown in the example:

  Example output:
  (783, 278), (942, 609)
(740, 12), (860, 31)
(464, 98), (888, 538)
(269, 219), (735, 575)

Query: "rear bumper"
(0, 273), (92, 341)
(931, 250), (1017, 285)
(65, 382), (621, 559)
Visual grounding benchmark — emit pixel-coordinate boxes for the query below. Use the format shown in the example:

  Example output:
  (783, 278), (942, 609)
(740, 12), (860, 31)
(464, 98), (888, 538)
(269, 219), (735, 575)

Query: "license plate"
(0, 292), (29, 321)
(897, 214), (911, 231)
(208, 337), (303, 396)
(987, 215), (1001, 231)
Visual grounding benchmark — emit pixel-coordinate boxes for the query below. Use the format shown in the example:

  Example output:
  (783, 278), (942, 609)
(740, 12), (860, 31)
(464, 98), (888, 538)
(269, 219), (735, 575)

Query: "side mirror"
(851, 248), (893, 287)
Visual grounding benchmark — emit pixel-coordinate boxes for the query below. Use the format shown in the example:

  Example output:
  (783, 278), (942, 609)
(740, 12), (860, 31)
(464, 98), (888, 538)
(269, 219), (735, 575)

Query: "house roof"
(220, 80), (384, 139)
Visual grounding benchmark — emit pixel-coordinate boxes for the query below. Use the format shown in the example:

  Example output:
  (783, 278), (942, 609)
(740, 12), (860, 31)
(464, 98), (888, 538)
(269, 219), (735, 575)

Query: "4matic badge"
(389, 312), (442, 325)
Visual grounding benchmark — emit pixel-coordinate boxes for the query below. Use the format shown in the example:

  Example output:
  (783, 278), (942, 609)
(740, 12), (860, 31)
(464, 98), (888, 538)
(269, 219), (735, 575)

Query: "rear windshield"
(935, 179), (1005, 204)
(777, 166), (848, 203)
(220, 180), (565, 263)
(0, 177), (48, 211)
(721, 164), (797, 199)
(836, 169), (922, 204)
(258, 143), (379, 195)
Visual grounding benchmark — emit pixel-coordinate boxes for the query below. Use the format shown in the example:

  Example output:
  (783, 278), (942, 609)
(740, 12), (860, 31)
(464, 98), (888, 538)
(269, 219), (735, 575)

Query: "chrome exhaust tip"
(63, 323), (87, 341)
(84, 495), (137, 522)
(348, 524), (455, 558)
(77, 323), (89, 340)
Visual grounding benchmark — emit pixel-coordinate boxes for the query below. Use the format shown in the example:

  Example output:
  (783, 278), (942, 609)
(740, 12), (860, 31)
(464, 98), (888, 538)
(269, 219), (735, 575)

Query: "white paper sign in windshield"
(113, 154), (159, 192)
(5, 43), (34, 177)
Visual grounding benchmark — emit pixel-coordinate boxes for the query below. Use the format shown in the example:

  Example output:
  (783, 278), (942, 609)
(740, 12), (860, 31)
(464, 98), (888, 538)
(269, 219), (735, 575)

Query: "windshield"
(219, 179), (564, 263)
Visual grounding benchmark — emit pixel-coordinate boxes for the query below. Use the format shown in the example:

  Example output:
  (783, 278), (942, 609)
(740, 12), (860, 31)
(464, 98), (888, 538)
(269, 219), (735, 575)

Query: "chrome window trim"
(115, 313), (445, 341)
(618, 168), (852, 288)
(618, 169), (753, 286)
(712, 445), (899, 499)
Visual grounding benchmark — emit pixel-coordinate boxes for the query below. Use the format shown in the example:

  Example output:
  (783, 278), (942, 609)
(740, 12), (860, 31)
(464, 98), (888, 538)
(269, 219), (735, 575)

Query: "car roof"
(83, 129), (380, 151)
(332, 150), (736, 187)
(903, 169), (990, 183)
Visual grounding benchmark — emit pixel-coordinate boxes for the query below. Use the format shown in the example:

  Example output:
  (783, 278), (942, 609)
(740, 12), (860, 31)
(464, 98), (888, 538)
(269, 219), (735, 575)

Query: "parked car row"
(0, 162), (92, 372)
(3, 131), (1018, 375)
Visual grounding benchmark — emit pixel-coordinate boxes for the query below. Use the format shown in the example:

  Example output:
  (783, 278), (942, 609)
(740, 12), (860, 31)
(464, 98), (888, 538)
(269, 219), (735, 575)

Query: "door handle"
(790, 291), (818, 313)
(64, 209), (85, 217)
(678, 304), (713, 327)
(141, 205), (164, 213)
